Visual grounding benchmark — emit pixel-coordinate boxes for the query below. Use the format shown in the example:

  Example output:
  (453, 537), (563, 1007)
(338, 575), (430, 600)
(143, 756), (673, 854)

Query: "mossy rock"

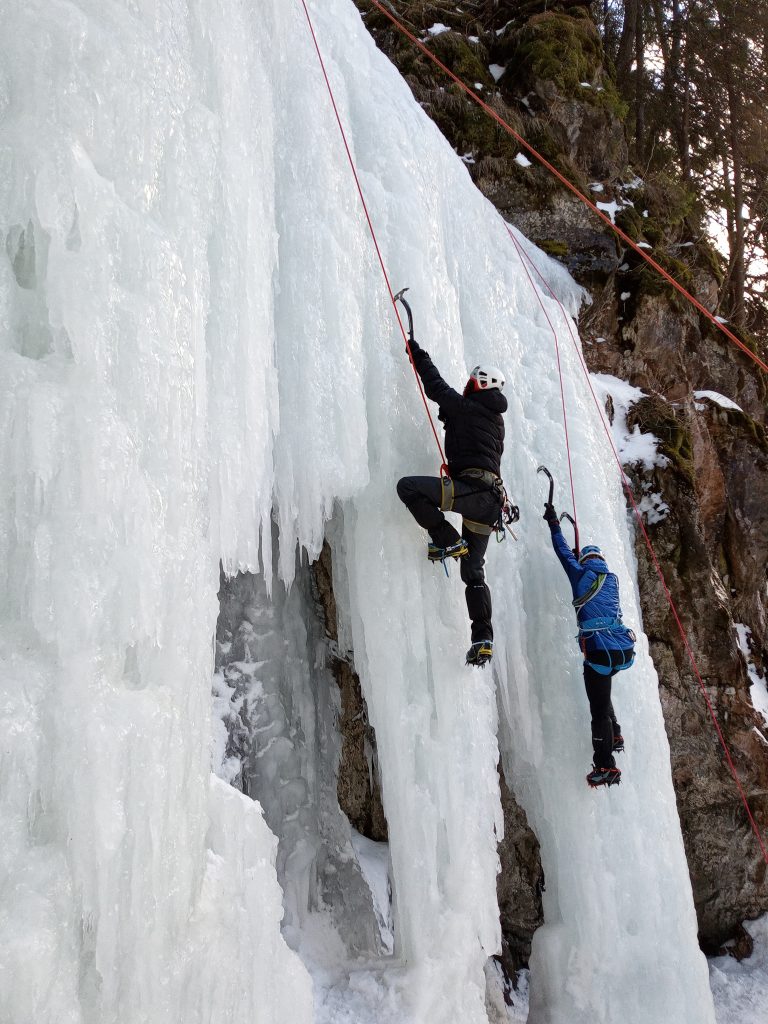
(615, 206), (644, 240)
(536, 238), (569, 259)
(511, 12), (600, 90)
(716, 407), (768, 453)
(428, 31), (491, 87)
(693, 240), (725, 286)
(504, 10), (625, 117)
(626, 249), (695, 305)
(628, 397), (695, 485)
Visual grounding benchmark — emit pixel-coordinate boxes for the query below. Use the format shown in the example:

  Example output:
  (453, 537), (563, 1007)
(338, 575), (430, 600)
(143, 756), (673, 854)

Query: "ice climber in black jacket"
(397, 339), (508, 667)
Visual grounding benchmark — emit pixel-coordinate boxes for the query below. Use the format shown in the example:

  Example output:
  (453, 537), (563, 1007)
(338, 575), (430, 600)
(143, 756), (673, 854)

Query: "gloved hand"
(543, 503), (559, 526)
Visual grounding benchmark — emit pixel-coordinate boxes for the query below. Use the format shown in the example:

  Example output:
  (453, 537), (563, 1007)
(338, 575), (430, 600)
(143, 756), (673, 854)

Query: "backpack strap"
(572, 572), (607, 610)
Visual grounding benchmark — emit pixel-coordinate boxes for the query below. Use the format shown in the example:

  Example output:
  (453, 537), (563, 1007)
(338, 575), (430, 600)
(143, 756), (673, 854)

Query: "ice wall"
(0, 2), (716, 1024)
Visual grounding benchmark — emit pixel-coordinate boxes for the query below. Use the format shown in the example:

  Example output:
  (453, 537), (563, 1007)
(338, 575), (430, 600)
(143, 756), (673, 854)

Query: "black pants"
(583, 657), (623, 769)
(396, 474), (502, 643)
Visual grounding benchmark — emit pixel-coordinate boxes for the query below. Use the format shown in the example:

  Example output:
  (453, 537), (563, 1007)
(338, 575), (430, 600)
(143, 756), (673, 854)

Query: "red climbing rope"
(513, 241), (768, 865)
(365, 0), (768, 377)
(300, 0), (448, 474)
(505, 224), (578, 529)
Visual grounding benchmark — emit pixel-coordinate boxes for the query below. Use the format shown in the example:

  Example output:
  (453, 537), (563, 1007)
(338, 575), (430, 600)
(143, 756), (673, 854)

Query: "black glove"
(543, 503), (559, 526)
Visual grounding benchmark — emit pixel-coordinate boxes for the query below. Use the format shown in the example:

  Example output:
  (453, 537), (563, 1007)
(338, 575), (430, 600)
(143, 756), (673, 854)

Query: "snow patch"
(590, 374), (668, 471)
(694, 390), (743, 413)
(710, 915), (768, 1023)
(734, 625), (768, 726)
(426, 23), (450, 36)
(637, 490), (670, 524)
(350, 831), (394, 954)
(489, 63), (506, 82)
(515, 153), (532, 168)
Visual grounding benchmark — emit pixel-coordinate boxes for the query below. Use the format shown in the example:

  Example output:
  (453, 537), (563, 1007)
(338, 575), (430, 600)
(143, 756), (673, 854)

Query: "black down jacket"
(409, 340), (507, 476)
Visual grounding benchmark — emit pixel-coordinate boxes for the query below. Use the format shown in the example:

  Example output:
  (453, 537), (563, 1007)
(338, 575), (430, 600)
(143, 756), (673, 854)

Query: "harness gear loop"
(463, 518), (494, 537)
(440, 475), (455, 512)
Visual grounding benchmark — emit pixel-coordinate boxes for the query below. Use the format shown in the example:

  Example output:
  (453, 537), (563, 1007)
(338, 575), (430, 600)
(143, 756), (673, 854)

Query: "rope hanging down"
(505, 224), (578, 532)
(365, 0), (768, 377)
(513, 242), (768, 866)
(299, 0), (448, 474)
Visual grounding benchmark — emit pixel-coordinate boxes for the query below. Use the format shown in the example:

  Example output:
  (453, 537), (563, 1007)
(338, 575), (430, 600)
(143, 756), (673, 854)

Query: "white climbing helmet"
(468, 364), (505, 392)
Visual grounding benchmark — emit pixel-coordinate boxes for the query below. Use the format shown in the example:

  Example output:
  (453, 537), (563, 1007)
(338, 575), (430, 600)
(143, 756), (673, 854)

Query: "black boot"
(466, 640), (493, 667)
(586, 765), (621, 788)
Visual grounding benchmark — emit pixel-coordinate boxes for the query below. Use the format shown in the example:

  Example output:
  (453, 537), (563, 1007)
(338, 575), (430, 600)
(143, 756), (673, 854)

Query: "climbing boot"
(427, 539), (469, 563)
(586, 765), (621, 789)
(612, 733), (625, 754)
(466, 640), (493, 667)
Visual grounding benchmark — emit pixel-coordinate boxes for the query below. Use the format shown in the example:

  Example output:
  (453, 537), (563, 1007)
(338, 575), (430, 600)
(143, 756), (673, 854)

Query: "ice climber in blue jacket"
(543, 503), (636, 788)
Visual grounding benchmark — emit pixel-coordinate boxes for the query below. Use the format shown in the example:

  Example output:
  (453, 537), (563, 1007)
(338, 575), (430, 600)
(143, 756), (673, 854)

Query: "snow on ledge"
(694, 390), (743, 413)
(734, 624), (768, 726)
(590, 373), (668, 472)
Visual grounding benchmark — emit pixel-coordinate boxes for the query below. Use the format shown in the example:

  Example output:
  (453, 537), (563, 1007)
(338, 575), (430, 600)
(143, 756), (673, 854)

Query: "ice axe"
(538, 465), (580, 557)
(393, 287), (415, 344)
(559, 511), (580, 558)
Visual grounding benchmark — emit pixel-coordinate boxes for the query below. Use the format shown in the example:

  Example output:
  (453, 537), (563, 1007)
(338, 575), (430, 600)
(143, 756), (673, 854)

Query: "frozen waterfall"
(0, 1), (715, 1023)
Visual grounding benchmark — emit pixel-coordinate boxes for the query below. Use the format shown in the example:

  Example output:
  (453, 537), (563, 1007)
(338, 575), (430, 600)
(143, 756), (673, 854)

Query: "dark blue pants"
(396, 474), (501, 643)
(584, 652), (624, 769)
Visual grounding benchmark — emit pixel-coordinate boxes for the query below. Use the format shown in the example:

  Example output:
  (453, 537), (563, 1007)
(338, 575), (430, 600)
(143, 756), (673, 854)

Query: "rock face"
(355, 0), (768, 954)
(311, 543), (388, 842)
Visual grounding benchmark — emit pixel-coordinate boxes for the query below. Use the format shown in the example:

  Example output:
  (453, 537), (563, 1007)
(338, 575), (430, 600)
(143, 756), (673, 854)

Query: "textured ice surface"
(0, 1), (715, 1023)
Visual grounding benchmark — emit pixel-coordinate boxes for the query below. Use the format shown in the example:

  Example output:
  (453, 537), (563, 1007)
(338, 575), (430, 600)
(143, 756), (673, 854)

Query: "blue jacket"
(549, 524), (635, 656)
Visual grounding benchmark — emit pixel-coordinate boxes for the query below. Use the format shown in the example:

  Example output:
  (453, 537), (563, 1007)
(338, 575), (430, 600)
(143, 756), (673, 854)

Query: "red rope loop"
(300, 0), (446, 471)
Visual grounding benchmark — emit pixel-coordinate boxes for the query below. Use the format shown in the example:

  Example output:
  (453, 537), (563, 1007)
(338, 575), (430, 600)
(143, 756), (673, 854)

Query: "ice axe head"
(537, 464), (554, 507)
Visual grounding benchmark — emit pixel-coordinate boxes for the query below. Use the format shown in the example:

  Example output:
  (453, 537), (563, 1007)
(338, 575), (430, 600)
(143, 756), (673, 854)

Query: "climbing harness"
(365, 0), (768, 377)
(439, 467), (518, 541)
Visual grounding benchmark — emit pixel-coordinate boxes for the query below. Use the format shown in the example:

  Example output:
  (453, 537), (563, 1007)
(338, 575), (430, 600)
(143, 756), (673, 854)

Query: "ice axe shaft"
(559, 511), (580, 556)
